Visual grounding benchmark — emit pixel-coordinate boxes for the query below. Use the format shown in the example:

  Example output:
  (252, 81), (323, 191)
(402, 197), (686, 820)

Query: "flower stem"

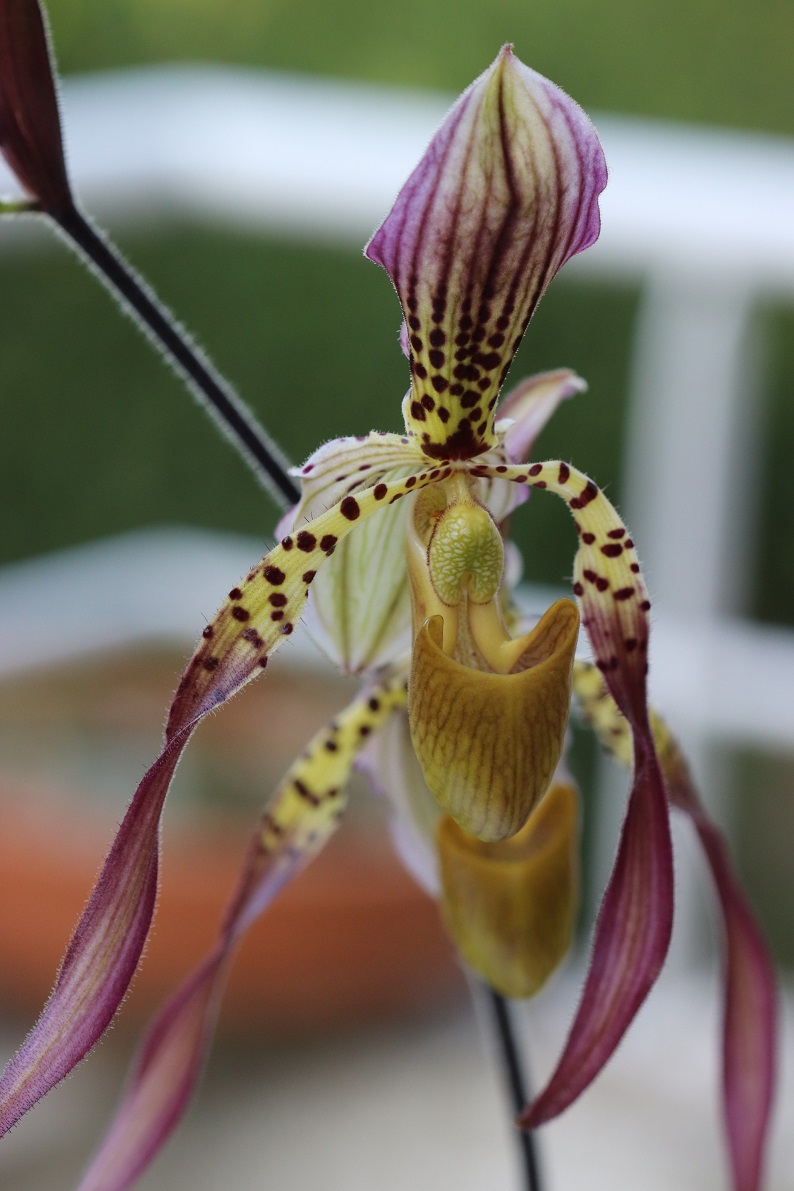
(486, 986), (544, 1191)
(51, 203), (301, 509)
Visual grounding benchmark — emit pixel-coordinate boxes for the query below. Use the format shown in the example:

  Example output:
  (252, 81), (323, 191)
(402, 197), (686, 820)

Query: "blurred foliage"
(45, 0), (794, 136)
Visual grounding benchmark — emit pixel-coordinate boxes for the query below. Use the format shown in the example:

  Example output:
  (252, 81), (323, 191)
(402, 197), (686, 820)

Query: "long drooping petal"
(0, 0), (72, 211)
(167, 468), (443, 732)
(0, 470), (434, 1134)
(365, 46), (606, 461)
(468, 458), (674, 1122)
(76, 674), (407, 1191)
(0, 722), (197, 1133)
(575, 662), (777, 1191)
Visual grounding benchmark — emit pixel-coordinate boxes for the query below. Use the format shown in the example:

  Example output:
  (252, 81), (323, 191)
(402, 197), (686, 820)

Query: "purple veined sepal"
(75, 672), (408, 1191)
(366, 45), (607, 462)
(0, 0), (73, 212)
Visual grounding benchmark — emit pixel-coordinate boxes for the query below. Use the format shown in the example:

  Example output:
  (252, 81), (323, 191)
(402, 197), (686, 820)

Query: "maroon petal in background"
(0, 0), (72, 210)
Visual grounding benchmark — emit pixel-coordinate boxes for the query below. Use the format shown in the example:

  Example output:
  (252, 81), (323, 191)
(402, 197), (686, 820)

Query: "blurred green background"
(1, 0), (793, 621)
(1, 0), (793, 966)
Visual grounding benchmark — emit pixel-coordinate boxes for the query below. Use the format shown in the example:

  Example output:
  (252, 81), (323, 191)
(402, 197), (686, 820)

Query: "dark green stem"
(486, 986), (544, 1191)
(51, 203), (300, 509)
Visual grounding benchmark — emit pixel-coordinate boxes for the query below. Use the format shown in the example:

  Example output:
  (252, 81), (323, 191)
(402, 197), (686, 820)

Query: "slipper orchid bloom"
(0, 16), (777, 1191)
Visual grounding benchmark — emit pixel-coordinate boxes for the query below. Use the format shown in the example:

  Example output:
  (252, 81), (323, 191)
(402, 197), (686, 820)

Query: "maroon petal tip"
(0, 0), (72, 211)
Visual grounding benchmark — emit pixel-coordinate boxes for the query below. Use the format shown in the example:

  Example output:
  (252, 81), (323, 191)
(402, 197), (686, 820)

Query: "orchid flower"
(0, 8), (777, 1190)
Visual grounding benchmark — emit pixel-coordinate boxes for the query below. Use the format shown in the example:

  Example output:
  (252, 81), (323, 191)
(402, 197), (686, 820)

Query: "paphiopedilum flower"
(0, 37), (776, 1191)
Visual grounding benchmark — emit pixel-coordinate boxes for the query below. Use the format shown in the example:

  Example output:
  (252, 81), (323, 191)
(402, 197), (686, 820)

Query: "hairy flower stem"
(486, 987), (544, 1191)
(51, 203), (300, 509)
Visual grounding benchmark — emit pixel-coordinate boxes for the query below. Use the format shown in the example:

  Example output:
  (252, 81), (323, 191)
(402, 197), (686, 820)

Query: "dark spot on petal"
(341, 496), (360, 520)
(231, 606), (250, 622)
(264, 565), (286, 585)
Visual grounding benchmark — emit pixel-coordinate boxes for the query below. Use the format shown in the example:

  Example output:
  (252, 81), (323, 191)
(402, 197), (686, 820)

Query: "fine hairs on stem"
(51, 202), (300, 511)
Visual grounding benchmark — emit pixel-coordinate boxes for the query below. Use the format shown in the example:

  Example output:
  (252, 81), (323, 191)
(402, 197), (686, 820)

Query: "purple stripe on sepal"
(520, 722), (673, 1127)
(0, 0), (72, 211)
(0, 722), (196, 1134)
(666, 768), (777, 1191)
(365, 46), (606, 460)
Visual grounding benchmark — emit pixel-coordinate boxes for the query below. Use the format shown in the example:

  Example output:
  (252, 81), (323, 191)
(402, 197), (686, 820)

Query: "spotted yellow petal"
(286, 434), (424, 673)
(168, 466), (450, 734)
